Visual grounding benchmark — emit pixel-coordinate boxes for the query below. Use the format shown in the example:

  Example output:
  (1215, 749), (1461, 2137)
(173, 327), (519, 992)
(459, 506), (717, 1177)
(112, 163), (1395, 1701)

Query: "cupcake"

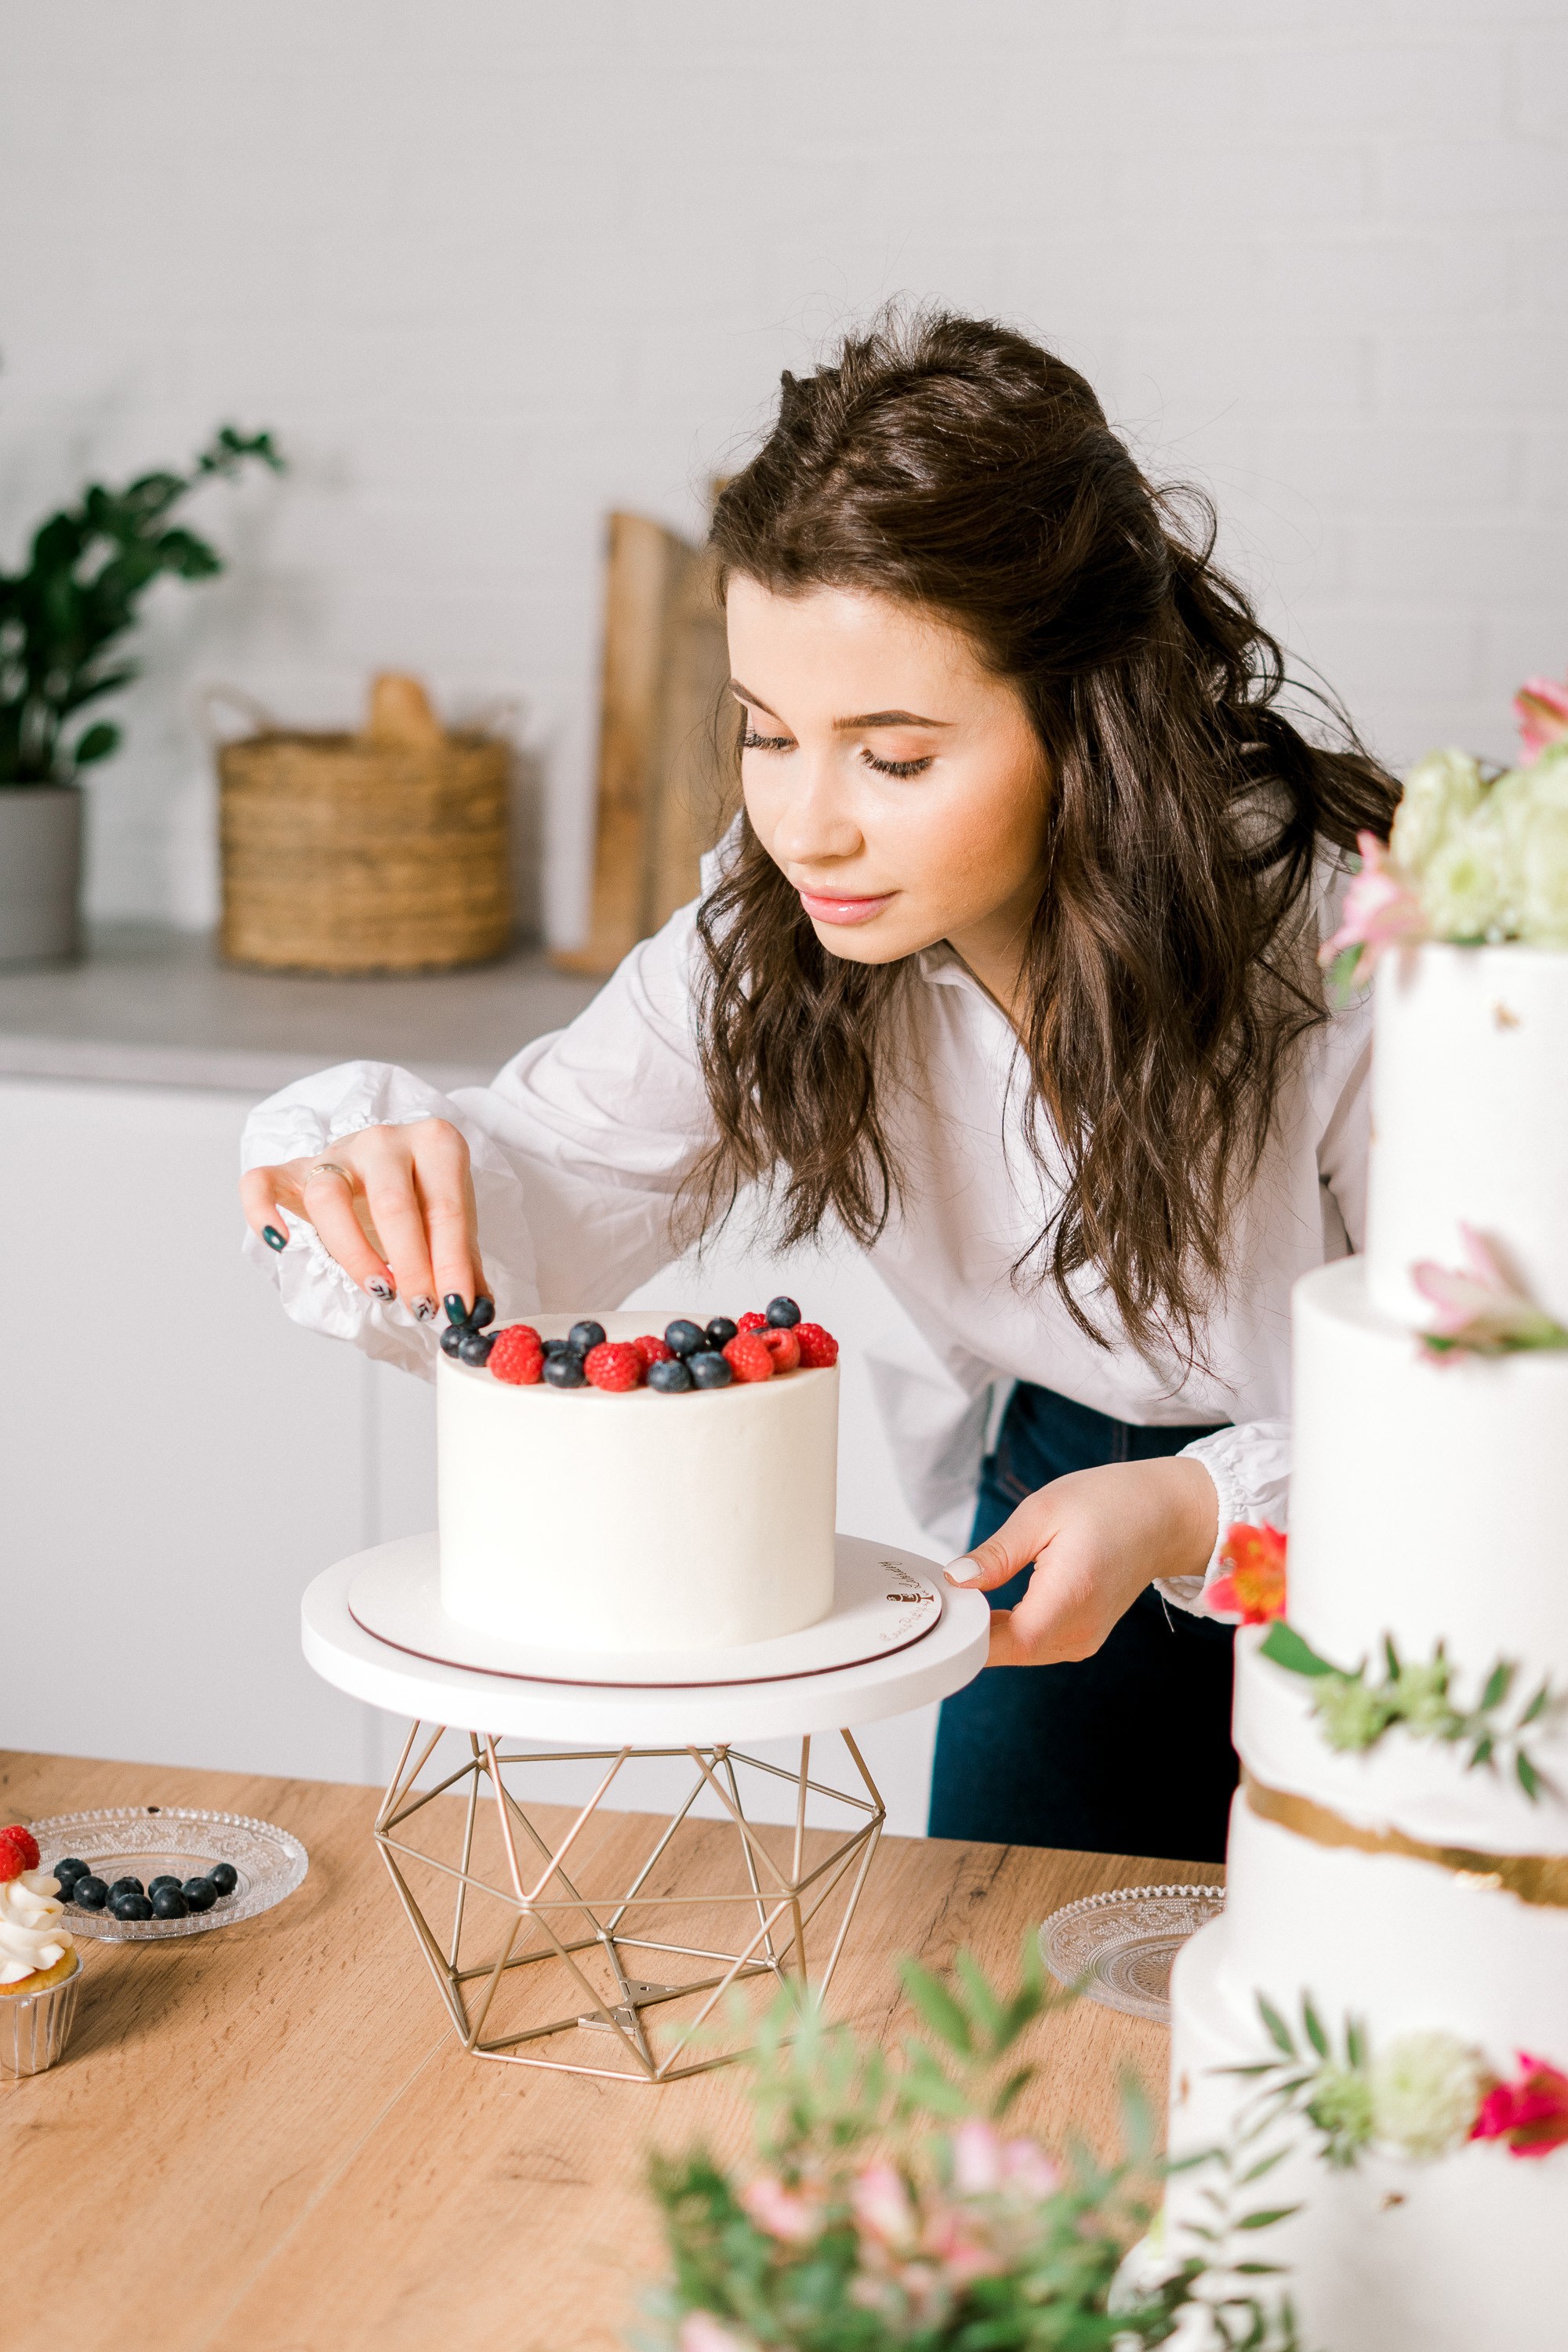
(0, 1825), (81, 2074)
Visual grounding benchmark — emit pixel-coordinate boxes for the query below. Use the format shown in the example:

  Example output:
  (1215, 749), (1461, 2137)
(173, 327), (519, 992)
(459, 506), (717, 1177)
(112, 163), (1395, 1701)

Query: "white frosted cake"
(1167, 940), (1568, 2347)
(437, 1310), (839, 1654)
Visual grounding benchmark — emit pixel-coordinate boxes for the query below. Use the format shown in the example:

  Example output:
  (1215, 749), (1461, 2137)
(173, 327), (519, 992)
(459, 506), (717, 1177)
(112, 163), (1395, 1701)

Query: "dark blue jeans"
(927, 1381), (1239, 1864)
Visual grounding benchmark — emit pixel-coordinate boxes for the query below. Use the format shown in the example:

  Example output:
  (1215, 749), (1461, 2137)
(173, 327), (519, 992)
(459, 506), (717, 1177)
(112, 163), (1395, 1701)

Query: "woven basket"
(218, 729), (512, 974)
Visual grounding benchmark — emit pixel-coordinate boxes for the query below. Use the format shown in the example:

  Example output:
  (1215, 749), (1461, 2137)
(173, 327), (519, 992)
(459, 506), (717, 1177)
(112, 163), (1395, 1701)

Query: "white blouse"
(240, 860), (1372, 1612)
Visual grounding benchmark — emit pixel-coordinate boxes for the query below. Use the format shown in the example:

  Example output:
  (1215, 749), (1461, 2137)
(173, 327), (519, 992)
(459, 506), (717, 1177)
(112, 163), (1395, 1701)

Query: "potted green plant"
(0, 424), (282, 965)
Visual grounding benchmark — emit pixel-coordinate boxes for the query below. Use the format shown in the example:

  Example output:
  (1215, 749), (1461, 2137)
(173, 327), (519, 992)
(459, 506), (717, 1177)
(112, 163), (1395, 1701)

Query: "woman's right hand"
(239, 1117), (488, 1323)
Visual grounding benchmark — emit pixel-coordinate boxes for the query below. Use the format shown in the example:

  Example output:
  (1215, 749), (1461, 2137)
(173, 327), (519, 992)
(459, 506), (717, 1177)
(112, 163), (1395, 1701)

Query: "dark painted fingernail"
(262, 1225), (288, 1253)
(443, 1293), (470, 1327)
(412, 1296), (437, 1323)
(368, 1277), (395, 1301)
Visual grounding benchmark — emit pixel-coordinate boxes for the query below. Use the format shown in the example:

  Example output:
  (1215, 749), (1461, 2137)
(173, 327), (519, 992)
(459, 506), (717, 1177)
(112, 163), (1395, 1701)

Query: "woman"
(241, 310), (1395, 1865)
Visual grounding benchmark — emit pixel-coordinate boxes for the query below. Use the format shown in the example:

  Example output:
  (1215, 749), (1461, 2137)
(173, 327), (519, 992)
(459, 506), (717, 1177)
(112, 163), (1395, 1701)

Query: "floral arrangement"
(1227, 1991), (1568, 2170)
(1410, 1225), (1568, 1363)
(1207, 1526), (1556, 1796)
(644, 1936), (1301, 2351)
(1320, 670), (1568, 992)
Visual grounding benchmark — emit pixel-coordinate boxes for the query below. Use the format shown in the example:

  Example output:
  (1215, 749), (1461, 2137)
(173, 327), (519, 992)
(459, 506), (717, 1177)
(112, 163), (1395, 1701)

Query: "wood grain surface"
(0, 1748), (1221, 2352)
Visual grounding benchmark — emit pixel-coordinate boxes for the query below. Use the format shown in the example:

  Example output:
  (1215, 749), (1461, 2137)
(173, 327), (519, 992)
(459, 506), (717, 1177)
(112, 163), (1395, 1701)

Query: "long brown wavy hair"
(692, 308), (1396, 1370)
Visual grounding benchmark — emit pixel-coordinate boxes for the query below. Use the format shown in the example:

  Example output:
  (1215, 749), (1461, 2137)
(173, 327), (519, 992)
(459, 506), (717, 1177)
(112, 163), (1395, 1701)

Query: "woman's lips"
(797, 887), (895, 927)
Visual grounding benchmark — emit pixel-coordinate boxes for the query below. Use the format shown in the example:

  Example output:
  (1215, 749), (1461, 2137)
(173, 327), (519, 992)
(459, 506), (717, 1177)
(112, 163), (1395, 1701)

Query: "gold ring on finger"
(308, 1161), (354, 1184)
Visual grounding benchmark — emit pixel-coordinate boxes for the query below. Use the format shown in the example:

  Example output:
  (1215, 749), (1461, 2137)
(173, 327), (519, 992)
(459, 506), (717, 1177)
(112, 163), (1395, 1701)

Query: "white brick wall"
(1, 0), (1563, 937)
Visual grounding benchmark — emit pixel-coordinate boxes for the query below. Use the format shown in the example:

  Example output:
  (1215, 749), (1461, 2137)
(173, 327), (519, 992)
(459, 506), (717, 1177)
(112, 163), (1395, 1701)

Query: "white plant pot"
(0, 785), (83, 966)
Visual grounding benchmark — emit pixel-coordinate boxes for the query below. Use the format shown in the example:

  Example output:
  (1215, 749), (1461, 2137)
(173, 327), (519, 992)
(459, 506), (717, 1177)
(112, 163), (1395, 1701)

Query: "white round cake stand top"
(302, 1538), (989, 1744)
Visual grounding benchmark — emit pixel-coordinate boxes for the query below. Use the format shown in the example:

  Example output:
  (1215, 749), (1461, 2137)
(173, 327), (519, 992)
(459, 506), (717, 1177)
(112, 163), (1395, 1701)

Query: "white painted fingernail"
(412, 1296), (437, 1322)
(944, 1557), (981, 1585)
(368, 1277), (394, 1301)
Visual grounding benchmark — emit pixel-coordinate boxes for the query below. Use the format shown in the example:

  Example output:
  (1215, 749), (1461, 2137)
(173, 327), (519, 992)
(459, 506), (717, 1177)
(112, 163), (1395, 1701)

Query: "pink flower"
(1000, 2136), (1062, 2197)
(1206, 1523), (1288, 1624)
(1319, 833), (1427, 979)
(950, 2118), (1004, 2195)
(1515, 675), (1568, 764)
(1469, 2054), (1568, 2158)
(1412, 1226), (1568, 1359)
(851, 2161), (917, 2250)
(739, 2172), (824, 2244)
(677, 2314), (755, 2352)
(920, 2198), (1005, 2285)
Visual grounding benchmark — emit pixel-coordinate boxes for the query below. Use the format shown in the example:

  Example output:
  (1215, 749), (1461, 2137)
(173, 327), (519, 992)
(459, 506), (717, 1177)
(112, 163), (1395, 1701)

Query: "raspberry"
(488, 1326), (544, 1385)
(793, 1322), (839, 1368)
(735, 1311), (768, 1334)
(723, 1331), (775, 1383)
(760, 1326), (800, 1373)
(0, 1826), (40, 1883)
(584, 1341), (643, 1392)
(633, 1333), (673, 1369)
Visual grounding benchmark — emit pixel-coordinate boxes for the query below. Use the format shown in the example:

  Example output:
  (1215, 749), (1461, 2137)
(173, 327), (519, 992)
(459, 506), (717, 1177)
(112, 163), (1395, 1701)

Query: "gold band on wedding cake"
(1242, 1770), (1568, 1908)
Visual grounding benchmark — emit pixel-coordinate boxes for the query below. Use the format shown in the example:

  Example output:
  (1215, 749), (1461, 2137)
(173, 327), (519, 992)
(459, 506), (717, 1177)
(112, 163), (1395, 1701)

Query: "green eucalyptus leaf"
(898, 1957), (974, 2055)
(1260, 1622), (1337, 1679)
(1255, 1995), (1296, 2056)
(1516, 1750), (1541, 1802)
(1519, 1682), (1552, 1728)
(1301, 1998), (1329, 2060)
(72, 721), (120, 765)
(1480, 1661), (1512, 1712)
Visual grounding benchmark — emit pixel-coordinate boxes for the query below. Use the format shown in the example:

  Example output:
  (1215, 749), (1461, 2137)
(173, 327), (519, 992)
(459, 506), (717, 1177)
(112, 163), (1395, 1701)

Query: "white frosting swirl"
(0, 1870), (74, 1985)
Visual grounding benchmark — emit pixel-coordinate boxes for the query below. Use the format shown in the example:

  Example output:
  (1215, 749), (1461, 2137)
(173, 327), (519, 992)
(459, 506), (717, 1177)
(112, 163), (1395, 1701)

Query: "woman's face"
(727, 577), (1050, 993)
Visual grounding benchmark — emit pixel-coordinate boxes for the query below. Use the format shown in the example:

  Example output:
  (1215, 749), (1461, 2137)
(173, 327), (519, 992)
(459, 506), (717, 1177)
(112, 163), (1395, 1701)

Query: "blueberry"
(458, 1329), (495, 1367)
(540, 1335), (570, 1357)
(112, 1893), (154, 1921)
(439, 1324), (466, 1358)
(543, 1352), (587, 1388)
(567, 1319), (606, 1355)
(644, 1357), (694, 1393)
(765, 1296), (801, 1327)
(53, 1857), (88, 1886)
(664, 1319), (706, 1358)
(109, 1876), (145, 1899)
(71, 1875), (107, 1911)
(687, 1350), (734, 1388)
(468, 1296), (495, 1330)
(206, 1864), (239, 1896)
(181, 1877), (218, 1911)
(705, 1317), (738, 1348)
(147, 1875), (181, 1896)
(151, 1886), (189, 1918)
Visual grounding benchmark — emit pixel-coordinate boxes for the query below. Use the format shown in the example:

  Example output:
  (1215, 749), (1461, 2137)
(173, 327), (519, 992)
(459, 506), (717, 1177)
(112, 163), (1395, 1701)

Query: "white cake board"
(303, 1537), (989, 1744)
(300, 1540), (990, 2082)
(344, 1530), (946, 1692)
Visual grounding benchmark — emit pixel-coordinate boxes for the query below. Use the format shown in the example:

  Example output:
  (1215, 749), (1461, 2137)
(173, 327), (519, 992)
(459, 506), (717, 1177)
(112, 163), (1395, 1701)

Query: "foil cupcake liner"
(0, 1953), (82, 2076)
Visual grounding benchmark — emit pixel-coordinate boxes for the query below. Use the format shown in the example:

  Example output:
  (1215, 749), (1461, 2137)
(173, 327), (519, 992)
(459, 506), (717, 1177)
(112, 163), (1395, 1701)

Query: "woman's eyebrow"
(728, 681), (951, 730)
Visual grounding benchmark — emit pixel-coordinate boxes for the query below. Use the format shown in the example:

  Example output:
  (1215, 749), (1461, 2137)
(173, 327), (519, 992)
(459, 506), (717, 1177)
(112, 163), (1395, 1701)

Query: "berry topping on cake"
(688, 1349), (734, 1388)
(765, 1296), (802, 1327)
(584, 1341), (642, 1392)
(735, 1311), (768, 1334)
(633, 1333), (673, 1368)
(792, 1321), (839, 1368)
(664, 1318), (706, 1357)
(0, 1826), (40, 1882)
(760, 1325), (801, 1372)
(723, 1332), (775, 1383)
(488, 1325), (544, 1385)
(543, 1352), (588, 1388)
(705, 1316), (739, 1348)
(458, 1328), (495, 1366)
(646, 1356), (694, 1392)
(567, 1319), (607, 1356)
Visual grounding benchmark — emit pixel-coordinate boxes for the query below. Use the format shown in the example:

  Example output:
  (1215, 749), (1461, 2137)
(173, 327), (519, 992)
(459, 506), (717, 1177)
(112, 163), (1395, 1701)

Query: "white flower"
(1391, 749), (1483, 877)
(1418, 819), (1511, 940)
(1520, 803), (1568, 946)
(1369, 2030), (1490, 2160)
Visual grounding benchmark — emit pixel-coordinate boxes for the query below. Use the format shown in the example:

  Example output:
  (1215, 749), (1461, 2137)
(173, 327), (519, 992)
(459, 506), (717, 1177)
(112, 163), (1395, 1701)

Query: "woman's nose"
(766, 755), (864, 867)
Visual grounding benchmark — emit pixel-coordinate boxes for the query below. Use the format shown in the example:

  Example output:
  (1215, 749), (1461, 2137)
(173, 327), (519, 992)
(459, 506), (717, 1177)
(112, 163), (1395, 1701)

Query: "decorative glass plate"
(1040, 1883), (1224, 2023)
(27, 1806), (308, 1943)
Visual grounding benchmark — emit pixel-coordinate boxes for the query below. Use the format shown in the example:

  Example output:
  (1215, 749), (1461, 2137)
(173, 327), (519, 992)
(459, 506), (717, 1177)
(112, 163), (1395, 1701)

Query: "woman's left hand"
(944, 1457), (1219, 1667)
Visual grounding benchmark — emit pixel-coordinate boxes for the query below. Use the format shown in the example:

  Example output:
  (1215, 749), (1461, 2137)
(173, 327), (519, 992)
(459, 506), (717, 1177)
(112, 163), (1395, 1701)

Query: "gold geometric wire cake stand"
(376, 1724), (884, 2082)
(302, 1537), (990, 2085)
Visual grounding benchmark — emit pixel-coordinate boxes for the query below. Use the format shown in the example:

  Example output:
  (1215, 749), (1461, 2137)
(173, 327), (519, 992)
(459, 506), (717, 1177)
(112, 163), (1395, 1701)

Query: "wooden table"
(0, 1750), (1222, 2352)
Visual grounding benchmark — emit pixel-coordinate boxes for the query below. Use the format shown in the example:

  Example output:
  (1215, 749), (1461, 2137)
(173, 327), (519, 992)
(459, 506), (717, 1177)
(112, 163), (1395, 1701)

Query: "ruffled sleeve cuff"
(1155, 1418), (1292, 1618)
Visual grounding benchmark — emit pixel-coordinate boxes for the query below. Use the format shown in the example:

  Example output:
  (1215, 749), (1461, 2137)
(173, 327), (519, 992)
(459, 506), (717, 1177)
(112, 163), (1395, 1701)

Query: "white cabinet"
(0, 1077), (946, 1832)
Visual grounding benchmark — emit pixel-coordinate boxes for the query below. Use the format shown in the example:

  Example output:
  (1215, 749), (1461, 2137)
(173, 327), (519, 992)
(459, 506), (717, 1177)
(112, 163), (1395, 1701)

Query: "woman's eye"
(862, 750), (935, 779)
(740, 727), (794, 752)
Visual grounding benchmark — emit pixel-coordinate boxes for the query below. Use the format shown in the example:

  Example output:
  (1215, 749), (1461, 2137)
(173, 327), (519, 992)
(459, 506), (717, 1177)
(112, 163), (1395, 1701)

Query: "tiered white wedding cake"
(1167, 924), (1568, 2343)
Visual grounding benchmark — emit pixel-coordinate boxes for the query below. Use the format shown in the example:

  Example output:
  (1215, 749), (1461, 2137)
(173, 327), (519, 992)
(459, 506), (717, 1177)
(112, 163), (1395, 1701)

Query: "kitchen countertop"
(0, 925), (602, 1096)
